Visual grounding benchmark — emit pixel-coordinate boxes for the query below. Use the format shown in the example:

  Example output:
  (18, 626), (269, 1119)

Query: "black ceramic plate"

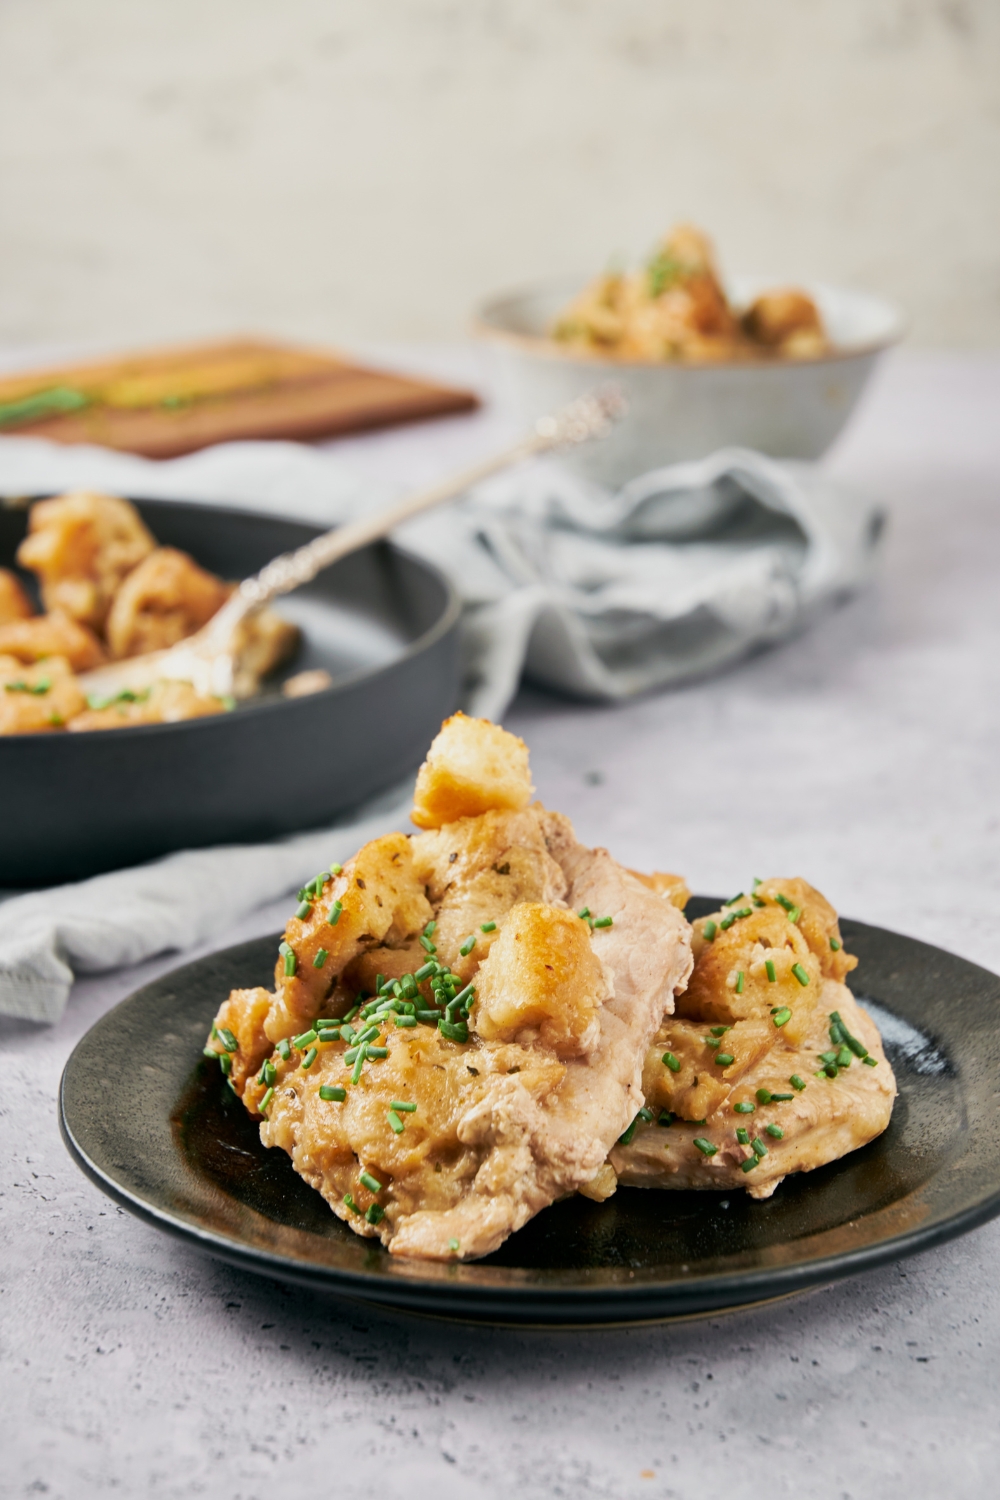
(0, 497), (460, 884)
(59, 899), (1000, 1325)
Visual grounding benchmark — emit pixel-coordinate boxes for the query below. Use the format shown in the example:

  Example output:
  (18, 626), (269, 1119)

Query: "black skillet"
(0, 497), (460, 886)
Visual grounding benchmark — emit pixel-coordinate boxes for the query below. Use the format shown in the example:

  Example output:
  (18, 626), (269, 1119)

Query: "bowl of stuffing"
(476, 224), (904, 488)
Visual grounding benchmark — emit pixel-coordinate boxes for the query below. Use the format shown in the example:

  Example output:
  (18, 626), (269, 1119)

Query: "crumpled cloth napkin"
(0, 433), (883, 1021)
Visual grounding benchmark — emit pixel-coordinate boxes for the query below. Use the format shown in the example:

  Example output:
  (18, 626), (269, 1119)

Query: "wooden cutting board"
(0, 337), (478, 459)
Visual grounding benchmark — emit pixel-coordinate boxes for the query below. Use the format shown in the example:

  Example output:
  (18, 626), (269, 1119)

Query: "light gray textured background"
(2, 348), (999, 1498)
(1, 0), (998, 350)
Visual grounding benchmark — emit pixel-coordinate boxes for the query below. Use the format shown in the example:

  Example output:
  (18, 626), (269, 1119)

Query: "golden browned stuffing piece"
(0, 654), (86, 734)
(0, 569), (34, 626)
(17, 490), (155, 631)
(608, 878), (896, 1199)
(207, 714), (693, 1261)
(552, 222), (828, 363)
(105, 547), (231, 659)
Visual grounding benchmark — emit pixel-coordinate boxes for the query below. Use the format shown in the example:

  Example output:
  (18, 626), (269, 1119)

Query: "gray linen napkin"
(0, 434), (883, 1021)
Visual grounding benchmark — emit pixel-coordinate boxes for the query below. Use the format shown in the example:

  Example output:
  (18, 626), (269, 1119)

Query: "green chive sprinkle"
(790, 1075), (806, 1091)
(341, 1004), (360, 1022)
(295, 901), (312, 920)
(592, 916), (613, 928)
(710, 1025), (730, 1037)
(451, 981), (475, 1008)
(752, 878), (762, 890)
(263, 1061), (277, 1086)
(863, 1055), (879, 1067)
(618, 1116), (640, 1145)
(460, 935), (476, 956)
(836, 1045), (852, 1068)
(343, 1193), (360, 1214)
(752, 1137), (767, 1158)
(693, 1137), (718, 1157)
(351, 1047), (368, 1083)
(755, 1088), (772, 1104)
(387, 1109), (404, 1134)
(637, 1106), (654, 1123)
(301, 1047), (317, 1069)
(703, 920), (717, 942)
(218, 1027), (239, 1053)
(775, 893), (795, 913)
(294, 1029), (318, 1048)
(340, 1024), (357, 1045)
(419, 934), (437, 954)
(449, 1238), (460, 1253)
(319, 1085), (346, 1101)
(438, 1019), (468, 1044)
(416, 1009), (442, 1024)
(391, 1101), (417, 1113)
(259, 1086), (275, 1114)
(736, 1127), (750, 1145)
(327, 900), (343, 926)
(360, 1171), (383, 1194)
(830, 937), (842, 952)
(366, 1046), (389, 1058)
(765, 960), (776, 983)
(791, 964), (809, 987)
(277, 1038), (291, 1061)
(424, 920), (437, 936)
(715, 1053), (735, 1068)
(279, 942), (297, 977)
(578, 907), (591, 920)
(735, 971), (745, 995)
(824, 1062), (839, 1078)
(733, 1101), (755, 1114)
(395, 1015), (417, 1028)
(769, 1092), (794, 1102)
(662, 1051), (681, 1073)
(765, 1123), (784, 1138)
(313, 948), (329, 968)
(772, 1007), (792, 1027)
(480, 921), (497, 932)
(203, 1045), (219, 1060)
(366, 1204), (385, 1225)
(726, 892), (745, 906)
(330, 864), (343, 876)
(657, 1110), (674, 1127)
(741, 1157), (758, 1173)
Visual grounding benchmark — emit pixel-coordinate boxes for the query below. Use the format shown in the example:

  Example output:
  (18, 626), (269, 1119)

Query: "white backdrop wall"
(1, 0), (997, 351)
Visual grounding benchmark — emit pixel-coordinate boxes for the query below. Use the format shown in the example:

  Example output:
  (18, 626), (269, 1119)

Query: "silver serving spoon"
(78, 387), (624, 703)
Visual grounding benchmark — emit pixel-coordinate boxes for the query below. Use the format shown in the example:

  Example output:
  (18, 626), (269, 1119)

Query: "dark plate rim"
(58, 914), (1000, 1320)
(0, 494), (462, 742)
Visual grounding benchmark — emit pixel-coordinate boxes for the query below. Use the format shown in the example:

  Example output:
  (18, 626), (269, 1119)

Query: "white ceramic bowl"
(476, 275), (904, 489)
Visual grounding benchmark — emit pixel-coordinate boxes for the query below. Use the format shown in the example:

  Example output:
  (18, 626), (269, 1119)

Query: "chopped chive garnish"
(419, 934), (437, 954)
(715, 1053), (735, 1067)
(480, 921), (497, 932)
(657, 1110), (674, 1126)
(638, 1106), (654, 1122)
(351, 1046), (368, 1083)
(725, 892), (745, 906)
(765, 1123), (784, 1138)
(741, 1157), (758, 1173)
(765, 960), (776, 983)
(578, 907), (591, 920)
(459, 935), (476, 956)
(755, 1088), (772, 1104)
(203, 1045), (219, 1060)
(829, 1010), (869, 1058)
(752, 1137), (767, 1158)
(662, 1051), (681, 1073)
(736, 1127), (750, 1145)
(416, 1010), (442, 1024)
(710, 1025), (730, 1037)
(693, 1137), (718, 1157)
(319, 1085), (346, 1101)
(424, 920), (437, 936)
(341, 1004), (360, 1022)
(343, 1193), (360, 1215)
(340, 1023), (356, 1045)
(733, 1101), (755, 1114)
(769, 1092), (794, 1102)
(279, 942), (297, 977)
(592, 915), (613, 928)
(327, 900), (342, 926)
(360, 1171), (383, 1194)
(451, 981), (475, 1008)
(301, 1047), (317, 1069)
(313, 948), (329, 968)
(819, 1050), (838, 1064)
(772, 1007), (792, 1027)
(366, 1204), (385, 1225)
(294, 1029), (318, 1048)
(438, 1019), (468, 1043)
(836, 1046), (853, 1068)
(824, 1062), (839, 1078)
(863, 1055), (879, 1067)
(448, 1239), (460, 1253)
(259, 1086), (275, 1114)
(752, 878), (762, 890)
(356, 1025), (380, 1045)
(276, 1038), (291, 1061)
(790, 1075), (806, 1091)
(735, 971), (744, 995)
(295, 901), (312, 920)
(366, 1046), (389, 1058)
(391, 1100), (417, 1113)
(263, 1060), (277, 1086)
(618, 1115), (641, 1145)
(330, 863), (343, 876)
(775, 893), (795, 913)
(395, 1016), (418, 1028)
(791, 964), (809, 987)
(703, 920), (717, 942)
(218, 1028), (239, 1053)
(387, 1109), (404, 1134)
(830, 937), (842, 952)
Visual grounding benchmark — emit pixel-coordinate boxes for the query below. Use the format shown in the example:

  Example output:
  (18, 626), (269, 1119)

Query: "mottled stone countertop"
(3, 350), (999, 1498)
